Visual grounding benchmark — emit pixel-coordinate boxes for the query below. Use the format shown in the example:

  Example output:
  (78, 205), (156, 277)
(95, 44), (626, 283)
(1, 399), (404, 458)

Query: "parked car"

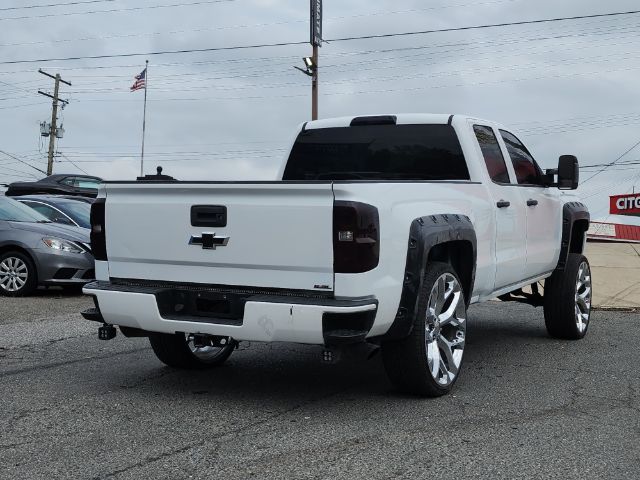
(5, 174), (102, 198)
(0, 196), (94, 296)
(15, 195), (91, 229)
(83, 114), (590, 397)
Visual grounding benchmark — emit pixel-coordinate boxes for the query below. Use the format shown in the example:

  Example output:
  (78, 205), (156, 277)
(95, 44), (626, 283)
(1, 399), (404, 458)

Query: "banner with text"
(610, 193), (640, 216)
(310, 0), (322, 46)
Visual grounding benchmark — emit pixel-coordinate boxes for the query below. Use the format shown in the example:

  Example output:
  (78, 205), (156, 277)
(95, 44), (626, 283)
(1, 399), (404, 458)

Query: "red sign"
(610, 193), (640, 216)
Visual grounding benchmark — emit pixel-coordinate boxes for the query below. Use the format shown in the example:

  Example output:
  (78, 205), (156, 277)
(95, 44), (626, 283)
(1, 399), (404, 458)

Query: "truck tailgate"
(103, 183), (335, 291)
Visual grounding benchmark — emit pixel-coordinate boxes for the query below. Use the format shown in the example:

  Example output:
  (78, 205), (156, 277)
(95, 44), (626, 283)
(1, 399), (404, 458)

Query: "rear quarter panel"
(332, 182), (494, 337)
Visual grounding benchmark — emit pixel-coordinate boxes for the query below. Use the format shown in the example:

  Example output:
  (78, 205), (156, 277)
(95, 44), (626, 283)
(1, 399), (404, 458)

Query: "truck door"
(472, 124), (528, 290)
(497, 130), (562, 277)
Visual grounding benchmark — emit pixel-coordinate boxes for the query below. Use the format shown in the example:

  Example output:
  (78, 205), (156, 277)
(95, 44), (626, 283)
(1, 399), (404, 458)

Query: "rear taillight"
(333, 201), (379, 273)
(90, 198), (107, 261)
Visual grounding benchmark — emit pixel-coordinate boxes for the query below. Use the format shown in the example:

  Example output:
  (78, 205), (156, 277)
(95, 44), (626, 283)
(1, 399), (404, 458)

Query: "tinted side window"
(283, 124), (469, 181)
(473, 125), (510, 183)
(25, 202), (57, 220)
(499, 130), (542, 185)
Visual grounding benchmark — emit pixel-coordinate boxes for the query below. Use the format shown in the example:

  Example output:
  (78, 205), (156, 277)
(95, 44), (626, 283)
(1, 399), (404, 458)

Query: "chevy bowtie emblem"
(189, 233), (229, 250)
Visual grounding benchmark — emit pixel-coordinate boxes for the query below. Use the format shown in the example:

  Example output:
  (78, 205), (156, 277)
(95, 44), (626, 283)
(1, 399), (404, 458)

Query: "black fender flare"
(554, 201), (590, 273)
(376, 214), (477, 342)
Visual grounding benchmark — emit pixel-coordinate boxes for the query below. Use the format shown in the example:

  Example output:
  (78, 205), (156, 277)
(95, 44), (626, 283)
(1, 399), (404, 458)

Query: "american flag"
(130, 68), (146, 91)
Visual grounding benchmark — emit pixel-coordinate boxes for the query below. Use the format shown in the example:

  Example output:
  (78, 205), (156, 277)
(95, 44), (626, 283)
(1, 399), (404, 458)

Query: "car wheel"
(0, 251), (37, 297)
(148, 332), (235, 369)
(544, 253), (592, 340)
(381, 261), (467, 397)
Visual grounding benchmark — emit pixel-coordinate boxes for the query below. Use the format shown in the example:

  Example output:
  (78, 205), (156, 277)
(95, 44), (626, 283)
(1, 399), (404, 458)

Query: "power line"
(56, 152), (90, 174)
(0, 0), (524, 48)
(582, 166), (640, 172)
(580, 138), (640, 185)
(0, 101), (48, 110)
(581, 161), (640, 170)
(65, 62), (640, 104)
(3, 9), (640, 65)
(0, 0), (235, 22)
(0, 78), (34, 95)
(328, 9), (640, 43)
(581, 174), (638, 199)
(518, 113), (640, 136)
(0, 164), (40, 179)
(0, 150), (47, 175)
(0, 0), (114, 12)
(58, 42), (640, 92)
(3, 16), (633, 75)
(0, 40), (308, 66)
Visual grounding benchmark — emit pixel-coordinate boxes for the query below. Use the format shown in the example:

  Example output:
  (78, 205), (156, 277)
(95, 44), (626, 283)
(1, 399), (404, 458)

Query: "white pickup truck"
(83, 114), (591, 397)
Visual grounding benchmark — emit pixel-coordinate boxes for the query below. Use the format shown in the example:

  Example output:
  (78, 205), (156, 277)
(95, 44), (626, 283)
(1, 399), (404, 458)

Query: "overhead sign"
(310, 0), (322, 47)
(610, 193), (640, 216)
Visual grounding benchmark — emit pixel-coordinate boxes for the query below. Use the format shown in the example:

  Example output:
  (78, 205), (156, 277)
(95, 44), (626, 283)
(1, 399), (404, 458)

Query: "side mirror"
(557, 155), (579, 190)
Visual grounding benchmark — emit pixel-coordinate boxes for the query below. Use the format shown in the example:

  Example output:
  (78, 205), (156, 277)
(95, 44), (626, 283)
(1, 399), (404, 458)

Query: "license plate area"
(155, 289), (246, 325)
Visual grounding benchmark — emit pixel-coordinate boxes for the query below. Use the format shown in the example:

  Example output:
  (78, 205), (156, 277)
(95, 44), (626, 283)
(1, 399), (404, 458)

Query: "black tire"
(148, 332), (234, 369)
(381, 262), (467, 397)
(0, 251), (38, 297)
(544, 253), (593, 340)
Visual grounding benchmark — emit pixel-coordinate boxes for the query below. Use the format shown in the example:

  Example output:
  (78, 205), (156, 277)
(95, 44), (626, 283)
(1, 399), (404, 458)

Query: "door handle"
(496, 200), (510, 208)
(527, 199), (539, 207)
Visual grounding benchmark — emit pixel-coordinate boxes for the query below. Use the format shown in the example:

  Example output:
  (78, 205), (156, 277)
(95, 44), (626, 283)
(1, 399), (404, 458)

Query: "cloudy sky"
(1, 0), (640, 224)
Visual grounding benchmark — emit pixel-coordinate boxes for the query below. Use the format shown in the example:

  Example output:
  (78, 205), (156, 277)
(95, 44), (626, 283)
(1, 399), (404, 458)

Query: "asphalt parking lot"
(1, 294), (638, 480)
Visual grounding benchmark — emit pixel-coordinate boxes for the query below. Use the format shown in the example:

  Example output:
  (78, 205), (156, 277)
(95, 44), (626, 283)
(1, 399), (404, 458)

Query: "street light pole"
(311, 44), (319, 121)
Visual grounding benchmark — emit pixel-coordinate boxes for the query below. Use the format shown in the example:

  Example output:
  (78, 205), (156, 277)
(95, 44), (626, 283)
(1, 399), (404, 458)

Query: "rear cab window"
(473, 125), (511, 184)
(499, 130), (544, 186)
(282, 124), (470, 181)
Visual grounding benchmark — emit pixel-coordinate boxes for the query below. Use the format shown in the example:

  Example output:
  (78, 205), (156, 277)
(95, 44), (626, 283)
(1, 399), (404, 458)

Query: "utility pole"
(38, 69), (71, 176)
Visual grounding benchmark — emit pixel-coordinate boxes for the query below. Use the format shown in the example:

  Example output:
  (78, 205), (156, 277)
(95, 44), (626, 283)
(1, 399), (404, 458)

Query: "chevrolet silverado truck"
(82, 114), (591, 397)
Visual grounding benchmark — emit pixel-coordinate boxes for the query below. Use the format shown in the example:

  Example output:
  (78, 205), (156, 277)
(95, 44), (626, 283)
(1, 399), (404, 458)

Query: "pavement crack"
(118, 368), (174, 389)
(4, 407), (50, 430)
(0, 347), (148, 377)
(0, 440), (32, 451)
(97, 385), (353, 479)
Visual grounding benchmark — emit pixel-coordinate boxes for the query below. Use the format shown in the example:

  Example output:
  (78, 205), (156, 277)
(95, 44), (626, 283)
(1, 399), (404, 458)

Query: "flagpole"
(140, 59), (148, 177)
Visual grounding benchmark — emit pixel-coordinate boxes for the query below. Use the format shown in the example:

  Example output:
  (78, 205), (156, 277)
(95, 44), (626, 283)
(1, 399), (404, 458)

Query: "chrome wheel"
(575, 261), (592, 334)
(185, 334), (232, 363)
(0, 256), (28, 292)
(425, 273), (466, 386)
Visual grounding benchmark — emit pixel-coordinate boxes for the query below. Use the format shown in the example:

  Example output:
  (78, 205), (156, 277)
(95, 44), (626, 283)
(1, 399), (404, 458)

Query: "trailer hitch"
(98, 323), (117, 340)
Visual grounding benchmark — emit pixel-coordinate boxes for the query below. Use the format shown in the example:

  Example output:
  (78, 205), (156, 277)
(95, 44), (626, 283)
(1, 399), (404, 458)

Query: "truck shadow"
(104, 312), (559, 403)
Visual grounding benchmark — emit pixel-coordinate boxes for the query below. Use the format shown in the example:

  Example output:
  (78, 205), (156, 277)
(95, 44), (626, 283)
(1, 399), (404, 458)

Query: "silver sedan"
(0, 196), (94, 296)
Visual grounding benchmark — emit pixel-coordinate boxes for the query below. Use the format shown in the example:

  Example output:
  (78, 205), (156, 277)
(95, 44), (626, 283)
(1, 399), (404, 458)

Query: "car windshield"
(0, 197), (50, 223)
(58, 201), (91, 228)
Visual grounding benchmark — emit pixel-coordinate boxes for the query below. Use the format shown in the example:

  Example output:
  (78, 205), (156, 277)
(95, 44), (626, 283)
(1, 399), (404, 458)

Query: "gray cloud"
(1, 0), (639, 225)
